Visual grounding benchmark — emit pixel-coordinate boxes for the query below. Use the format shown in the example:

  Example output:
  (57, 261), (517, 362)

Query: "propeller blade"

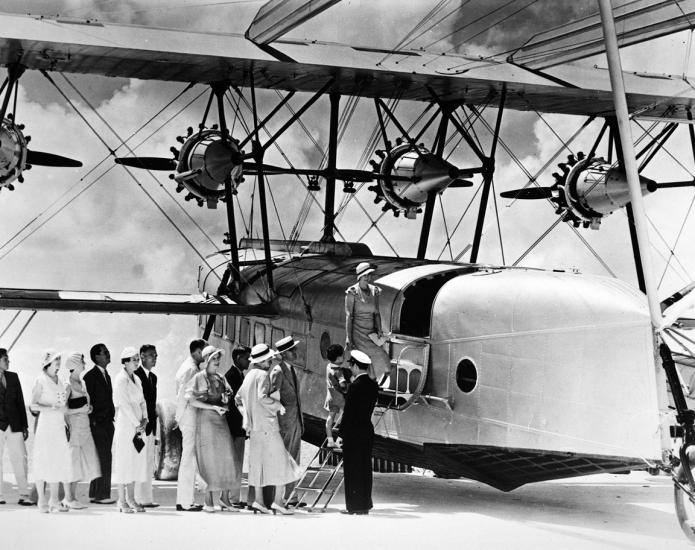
(500, 187), (554, 200)
(114, 157), (177, 171)
(25, 150), (83, 168)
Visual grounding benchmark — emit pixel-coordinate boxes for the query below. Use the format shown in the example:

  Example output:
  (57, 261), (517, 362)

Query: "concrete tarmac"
(0, 471), (691, 550)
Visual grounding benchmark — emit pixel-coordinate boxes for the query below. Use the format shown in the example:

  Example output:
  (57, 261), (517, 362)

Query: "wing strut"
(598, 0), (661, 327)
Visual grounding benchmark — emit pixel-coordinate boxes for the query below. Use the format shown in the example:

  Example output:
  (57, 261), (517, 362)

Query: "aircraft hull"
(201, 254), (666, 490)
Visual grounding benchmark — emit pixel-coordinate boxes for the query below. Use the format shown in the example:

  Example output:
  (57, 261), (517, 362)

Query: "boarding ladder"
(287, 440), (345, 512)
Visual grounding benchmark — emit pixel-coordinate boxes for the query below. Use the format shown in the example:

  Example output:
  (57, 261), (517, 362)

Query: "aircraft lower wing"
(0, 287), (277, 316)
(0, 12), (695, 119)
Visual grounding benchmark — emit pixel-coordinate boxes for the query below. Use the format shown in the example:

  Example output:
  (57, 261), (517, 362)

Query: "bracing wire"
(47, 72), (222, 281)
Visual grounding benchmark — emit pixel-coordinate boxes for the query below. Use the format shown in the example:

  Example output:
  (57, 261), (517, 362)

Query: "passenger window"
(239, 319), (250, 346)
(254, 322), (266, 345)
(225, 316), (235, 341)
(271, 327), (285, 347)
(292, 338), (307, 366)
(213, 315), (224, 337)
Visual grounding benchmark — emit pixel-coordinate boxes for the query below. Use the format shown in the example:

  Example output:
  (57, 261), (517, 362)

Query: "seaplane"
(2, 0), (695, 541)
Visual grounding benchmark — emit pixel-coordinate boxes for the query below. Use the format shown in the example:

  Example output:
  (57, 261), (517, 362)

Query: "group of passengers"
(0, 262), (383, 515)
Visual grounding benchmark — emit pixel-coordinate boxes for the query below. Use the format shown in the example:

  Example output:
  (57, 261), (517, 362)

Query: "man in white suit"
(174, 338), (206, 512)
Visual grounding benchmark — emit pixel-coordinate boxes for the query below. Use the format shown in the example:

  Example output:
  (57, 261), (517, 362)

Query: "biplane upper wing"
(0, 287), (276, 316)
(510, 0), (695, 69)
(0, 12), (694, 119)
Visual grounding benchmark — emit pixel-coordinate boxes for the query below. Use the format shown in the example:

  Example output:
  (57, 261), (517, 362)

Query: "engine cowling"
(0, 118), (28, 190)
(559, 157), (655, 229)
(173, 129), (243, 208)
(369, 143), (461, 218)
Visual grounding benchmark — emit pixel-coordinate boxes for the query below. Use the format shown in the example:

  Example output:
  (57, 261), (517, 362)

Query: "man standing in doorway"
(0, 348), (33, 506)
(84, 343), (116, 504)
(134, 344), (159, 508)
(174, 338), (206, 511)
(339, 350), (378, 515)
(270, 335), (304, 506)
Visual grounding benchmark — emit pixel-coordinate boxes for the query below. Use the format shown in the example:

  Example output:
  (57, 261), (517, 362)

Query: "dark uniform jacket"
(339, 373), (378, 439)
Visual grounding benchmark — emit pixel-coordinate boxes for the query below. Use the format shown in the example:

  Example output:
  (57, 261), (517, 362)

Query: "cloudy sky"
(0, 0), (694, 398)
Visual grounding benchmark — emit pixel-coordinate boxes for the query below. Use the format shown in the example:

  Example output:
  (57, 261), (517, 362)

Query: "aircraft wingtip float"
(2, 0), (695, 541)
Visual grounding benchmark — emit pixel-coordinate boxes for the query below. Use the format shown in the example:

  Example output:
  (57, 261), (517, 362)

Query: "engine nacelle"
(371, 143), (460, 218)
(557, 157), (654, 229)
(173, 129), (243, 208)
(0, 118), (27, 190)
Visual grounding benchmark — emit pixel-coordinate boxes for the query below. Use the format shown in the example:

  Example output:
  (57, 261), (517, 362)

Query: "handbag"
(132, 432), (145, 453)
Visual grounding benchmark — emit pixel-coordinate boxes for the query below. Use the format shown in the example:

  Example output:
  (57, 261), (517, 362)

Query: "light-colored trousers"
(230, 436), (245, 503)
(134, 432), (156, 504)
(0, 428), (29, 498)
(176, 416), (199, 505)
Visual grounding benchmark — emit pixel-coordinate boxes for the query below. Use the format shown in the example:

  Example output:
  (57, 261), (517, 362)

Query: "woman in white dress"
(30, 350), (72, 513)
(111, 347), (148, 513)
(63, 352), (101, 509)
(236, 343), (301, 515)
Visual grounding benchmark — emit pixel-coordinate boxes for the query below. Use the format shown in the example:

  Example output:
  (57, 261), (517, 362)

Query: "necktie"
(0, 372), (5, 389)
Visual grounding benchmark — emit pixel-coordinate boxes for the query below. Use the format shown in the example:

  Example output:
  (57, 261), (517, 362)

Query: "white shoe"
(62, 499), (87, 510)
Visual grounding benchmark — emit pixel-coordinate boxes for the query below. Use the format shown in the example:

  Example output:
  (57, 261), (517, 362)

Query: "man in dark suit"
(134, 344), (158, 508)
(225, 345), (250, 507)
(0, 348), (33, 506)
(270, 336), (304, 505)
(338, 350), (379, 515)
(83, 343), (116, 504)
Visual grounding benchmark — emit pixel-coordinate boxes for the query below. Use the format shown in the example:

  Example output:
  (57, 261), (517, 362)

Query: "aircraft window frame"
(271, 327), (285, 347)
(225, 316), (236, 342)
(455, 357), (478, 394)
(254, 322), (266, 345)
(213, 314), (224, 337)
(239, 319), (250, 346)
(320, 331), (331, 360)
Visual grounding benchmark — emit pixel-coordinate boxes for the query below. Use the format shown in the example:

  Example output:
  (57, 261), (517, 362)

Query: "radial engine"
(502, 153), (656, 229)
(368, 142), (467, 218)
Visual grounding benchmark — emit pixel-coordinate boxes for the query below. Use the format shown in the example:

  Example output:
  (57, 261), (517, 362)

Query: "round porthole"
(320, 331), (331, 360)
(456, 358), (477, 393)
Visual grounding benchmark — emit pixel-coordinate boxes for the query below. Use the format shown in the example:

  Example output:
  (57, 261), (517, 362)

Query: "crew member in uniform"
(270, 335), (304, 506)
(0, 348), (33, 506)
(339, 350), (379, 515)
(84, 343), (116, 504)
(134, 344), (158, 508)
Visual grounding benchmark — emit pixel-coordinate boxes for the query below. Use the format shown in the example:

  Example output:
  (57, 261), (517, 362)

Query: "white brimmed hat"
(41, 349), (61, 368)
(120, 346), (139, 360)
(249, 343), (277, 364)
(202, 345), (224, 362)
(64, 352), (85, 372)
(275, 335), (299, 353)
(355, 262), (375, 280)
(349, 349), (372, 369)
